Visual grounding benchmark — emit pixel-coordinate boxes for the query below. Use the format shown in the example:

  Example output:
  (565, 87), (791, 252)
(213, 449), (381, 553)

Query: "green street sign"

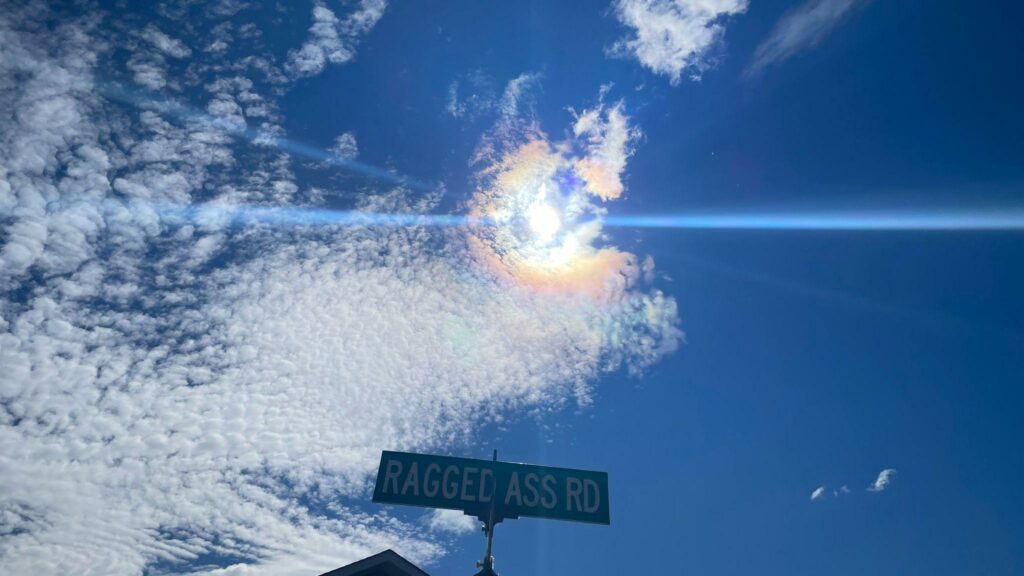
(372, 450), (610, 525)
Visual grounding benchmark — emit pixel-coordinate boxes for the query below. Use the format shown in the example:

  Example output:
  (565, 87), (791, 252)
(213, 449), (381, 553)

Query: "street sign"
(372, 450), (610, 525)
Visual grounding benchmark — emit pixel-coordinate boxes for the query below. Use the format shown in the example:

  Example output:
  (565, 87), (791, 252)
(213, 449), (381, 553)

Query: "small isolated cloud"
(286, 0), (387, 79)
(746, 0), (870, 77)
(868, 468), (897, 492)
(330, 131), (359, 160)
(608, 0), (748, 85)
(425, 509), (479, 535)
(812, 471), (896, 502)
(813, 485), (853, 501)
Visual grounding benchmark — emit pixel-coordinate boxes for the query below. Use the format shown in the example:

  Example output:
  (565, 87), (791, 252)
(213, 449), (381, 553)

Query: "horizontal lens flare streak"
(47, 197), (485, 229)
(604, 210), (1024, 231)
(153, 203), (487, 228)
(101, 201), (1024, 232)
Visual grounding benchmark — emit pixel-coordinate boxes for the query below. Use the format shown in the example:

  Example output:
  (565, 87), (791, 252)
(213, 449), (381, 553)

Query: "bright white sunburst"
(527, 202), (562, 243)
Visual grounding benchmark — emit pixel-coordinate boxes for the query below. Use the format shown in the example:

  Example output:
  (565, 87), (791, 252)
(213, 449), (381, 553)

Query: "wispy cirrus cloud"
(446, 70), (498, 121)
(745, 0), (871, 77)
(608, 0), (748, 85)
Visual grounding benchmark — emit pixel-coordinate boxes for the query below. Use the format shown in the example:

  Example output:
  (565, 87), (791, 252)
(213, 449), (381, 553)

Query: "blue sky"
(1, 1), (1022, 575)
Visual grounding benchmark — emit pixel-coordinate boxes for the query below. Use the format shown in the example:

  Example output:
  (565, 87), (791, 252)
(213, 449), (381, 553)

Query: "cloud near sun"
(468, 97), (651, 298)
(0, 3), (678, 574)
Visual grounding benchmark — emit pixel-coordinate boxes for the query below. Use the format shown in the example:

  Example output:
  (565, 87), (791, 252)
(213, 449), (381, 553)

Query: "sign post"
(474, 450), (499, 576)
(372, 449), (610, 574)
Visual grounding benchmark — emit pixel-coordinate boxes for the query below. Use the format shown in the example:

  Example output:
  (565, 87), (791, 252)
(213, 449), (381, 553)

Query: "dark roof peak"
(318, 549), (431, 576)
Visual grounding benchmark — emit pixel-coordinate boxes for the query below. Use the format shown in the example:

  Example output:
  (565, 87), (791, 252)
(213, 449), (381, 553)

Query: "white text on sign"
(378, 458), (602, 514)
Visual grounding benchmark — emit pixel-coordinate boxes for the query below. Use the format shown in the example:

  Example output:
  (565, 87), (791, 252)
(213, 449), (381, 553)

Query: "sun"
(467, 139), (634, 292)
(527, 202), (562, 243)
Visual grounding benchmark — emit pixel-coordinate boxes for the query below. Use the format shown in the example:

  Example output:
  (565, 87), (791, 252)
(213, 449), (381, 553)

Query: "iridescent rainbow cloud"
(465, 100), (646, 297)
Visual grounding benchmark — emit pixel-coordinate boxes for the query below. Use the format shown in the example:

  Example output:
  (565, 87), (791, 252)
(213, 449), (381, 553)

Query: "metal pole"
(474, 450), (500, 576)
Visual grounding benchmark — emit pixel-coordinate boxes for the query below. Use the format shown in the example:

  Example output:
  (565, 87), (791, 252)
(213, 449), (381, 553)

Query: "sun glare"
(527, 203), (561, 243)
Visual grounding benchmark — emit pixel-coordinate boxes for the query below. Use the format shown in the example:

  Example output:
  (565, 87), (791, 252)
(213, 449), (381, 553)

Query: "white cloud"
(330, 131), (359, 160)
(127, 57), (170, 90)
(447, 81), (466, 117)
(0, 5), (429, 573)
(497, 73), (539, 122)
(868, 468), (897, 492)
(0, 7), (678, 576)
(572, 99), (641, 200)
(125, 26), (193, 91)
(425, 509), (478, 535)
(609, 0), (748, 84)
(446, 70), (498, 120)
(139, 25), (192, 59)
(812, 471), (896, 502)
(207, 0), (250, 18)
(285, 0), (387, 79)
(746, 0), (869, 77)
(469, 73), (540, 165)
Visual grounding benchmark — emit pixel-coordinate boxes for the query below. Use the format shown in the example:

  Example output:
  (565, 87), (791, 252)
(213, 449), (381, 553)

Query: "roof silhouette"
(318, 549), (431, 576)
